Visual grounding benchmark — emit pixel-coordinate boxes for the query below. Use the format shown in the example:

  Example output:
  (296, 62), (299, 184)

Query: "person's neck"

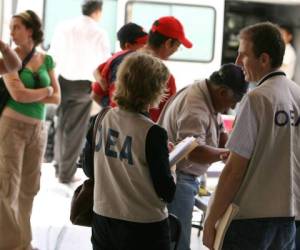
(89, 11), (101, 22)
(16, 42), (34, 59)
(257, 67), (280, 82)
(140, 44), (161, 59)
(206, 80), (220, 113)
(17, 42), (34, 58)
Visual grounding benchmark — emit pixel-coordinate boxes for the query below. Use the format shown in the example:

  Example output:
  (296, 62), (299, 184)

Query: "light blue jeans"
(168, 172), (199, 250)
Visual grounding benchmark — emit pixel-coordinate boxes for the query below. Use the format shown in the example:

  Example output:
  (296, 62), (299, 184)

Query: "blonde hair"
(113, 52), (169, 112)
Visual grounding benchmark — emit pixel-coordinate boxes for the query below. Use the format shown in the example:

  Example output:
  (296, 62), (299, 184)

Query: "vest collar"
(257, 71), (286, 86)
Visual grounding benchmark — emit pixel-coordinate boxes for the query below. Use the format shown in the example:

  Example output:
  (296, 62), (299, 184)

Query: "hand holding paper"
(169, 137), (198, 166)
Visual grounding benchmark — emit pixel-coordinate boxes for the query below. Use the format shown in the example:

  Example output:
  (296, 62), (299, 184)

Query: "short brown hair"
(113, 52), (169, 112)
(239, 22), (285, 69)
(82, 1), (102, 16)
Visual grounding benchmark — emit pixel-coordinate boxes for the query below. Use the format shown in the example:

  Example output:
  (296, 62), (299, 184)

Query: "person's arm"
(187, 144), (229, 165)
(96, 30), (111, 62)
(0, 41), (21, 74)
(219, 131), (228, 148)
(146, 125), (176, 203)
(3, 72), (53, 103)
(91, 82), (108, 106)
(203, 152), (249, 249)
(39, 69), (61, 104)
(82, 115), (97, 179)
(93, 64), (109, 91)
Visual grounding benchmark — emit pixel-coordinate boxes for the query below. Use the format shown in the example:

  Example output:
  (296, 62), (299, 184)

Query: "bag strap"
(92, 106), (111, 151)
(19, 47), (36, 73)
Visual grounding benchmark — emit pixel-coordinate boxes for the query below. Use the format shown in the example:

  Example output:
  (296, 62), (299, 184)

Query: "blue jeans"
(168, 172), (199, 250)
(223, 218), (296, 250)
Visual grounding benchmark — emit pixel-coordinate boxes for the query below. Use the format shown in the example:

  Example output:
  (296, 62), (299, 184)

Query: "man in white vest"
(203, 22), (300, 250)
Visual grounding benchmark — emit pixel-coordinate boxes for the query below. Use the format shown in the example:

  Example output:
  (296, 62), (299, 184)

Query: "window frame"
(125, 0), (217, 63)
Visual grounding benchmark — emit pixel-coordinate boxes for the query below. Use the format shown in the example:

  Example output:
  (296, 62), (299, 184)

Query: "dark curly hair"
(14, 10), (44, 46)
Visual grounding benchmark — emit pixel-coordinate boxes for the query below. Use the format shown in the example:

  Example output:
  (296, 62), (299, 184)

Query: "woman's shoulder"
(39, 52), (55, 70)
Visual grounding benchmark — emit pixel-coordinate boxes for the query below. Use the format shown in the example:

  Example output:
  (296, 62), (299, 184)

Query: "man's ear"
(164, 38), (174, 49)
(259, 52), (271, 68)
(219, 86), (230, 98)
(123, 42), (131, 50)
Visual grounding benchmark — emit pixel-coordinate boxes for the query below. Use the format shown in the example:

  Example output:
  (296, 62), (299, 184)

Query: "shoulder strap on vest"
(92, 106), (111, 151)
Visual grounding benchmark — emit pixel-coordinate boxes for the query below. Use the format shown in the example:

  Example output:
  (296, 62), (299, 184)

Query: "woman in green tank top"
(0, 10), (60, 250)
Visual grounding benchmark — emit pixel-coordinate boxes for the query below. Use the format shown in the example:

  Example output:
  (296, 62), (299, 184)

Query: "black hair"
(82, 0), (103, 16)
(280, 24), (293, 36)
(117, 23), (147, 49)
(209, 63), (249, 99)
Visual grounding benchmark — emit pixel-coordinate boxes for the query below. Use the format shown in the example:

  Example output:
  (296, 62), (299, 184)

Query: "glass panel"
(43, 0), (81, 50)
(100, 0), (118, 53)
(0, 0), (3, 38)
(43, 0), (117, 53)
(127, 2), (215, 62)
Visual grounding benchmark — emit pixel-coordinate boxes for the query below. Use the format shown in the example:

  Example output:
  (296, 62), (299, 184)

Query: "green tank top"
(7, 54), (55, 120)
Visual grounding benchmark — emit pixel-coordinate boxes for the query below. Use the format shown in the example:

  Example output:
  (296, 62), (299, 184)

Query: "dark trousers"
(223, 217), (296, 250)
(295, 221), (300, 250)
(54, 75), (92, 182)
(91, 213), (171, 250)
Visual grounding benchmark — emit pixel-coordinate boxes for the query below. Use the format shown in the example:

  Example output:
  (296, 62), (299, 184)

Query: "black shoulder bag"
(70, 106), (111, 227)
(0, 47), (36, 115)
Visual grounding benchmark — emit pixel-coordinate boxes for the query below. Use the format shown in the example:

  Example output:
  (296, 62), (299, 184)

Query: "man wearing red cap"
(92, 16), (192, 122)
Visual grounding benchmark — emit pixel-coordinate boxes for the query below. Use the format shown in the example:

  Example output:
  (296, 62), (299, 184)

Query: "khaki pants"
(0, 116), (47, 250)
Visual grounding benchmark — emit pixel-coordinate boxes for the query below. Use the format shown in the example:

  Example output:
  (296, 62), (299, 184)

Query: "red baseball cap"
(151, 16), (193, 48)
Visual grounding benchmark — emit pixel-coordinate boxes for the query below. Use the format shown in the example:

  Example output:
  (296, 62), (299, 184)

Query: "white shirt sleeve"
(226, 96), (258, 159)
(96, 30), (111, 61)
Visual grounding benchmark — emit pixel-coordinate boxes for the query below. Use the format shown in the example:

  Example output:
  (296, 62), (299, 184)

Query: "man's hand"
(0, 40), (7, 52)
(203, 218), (216, 250)
(168, 141), (174, 152)
(219, 151), (230, 163)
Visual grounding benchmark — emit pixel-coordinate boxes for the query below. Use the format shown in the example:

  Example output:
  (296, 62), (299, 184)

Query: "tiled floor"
(31, 163), (211, 250)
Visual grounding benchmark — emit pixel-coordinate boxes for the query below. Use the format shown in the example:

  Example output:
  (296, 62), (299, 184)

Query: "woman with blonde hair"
(83, 52), (176, 250)
(0, 10), (60, 250)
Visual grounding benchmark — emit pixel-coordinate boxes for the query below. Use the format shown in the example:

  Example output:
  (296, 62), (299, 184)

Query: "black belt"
(235, 217), (295, 223)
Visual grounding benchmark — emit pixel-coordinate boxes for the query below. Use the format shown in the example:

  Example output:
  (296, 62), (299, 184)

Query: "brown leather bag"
(70, 107), (111, 226)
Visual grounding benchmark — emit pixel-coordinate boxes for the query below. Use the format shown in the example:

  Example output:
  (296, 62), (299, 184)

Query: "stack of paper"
(214, 203), (239, 250)
(169, 137), (198, 166)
